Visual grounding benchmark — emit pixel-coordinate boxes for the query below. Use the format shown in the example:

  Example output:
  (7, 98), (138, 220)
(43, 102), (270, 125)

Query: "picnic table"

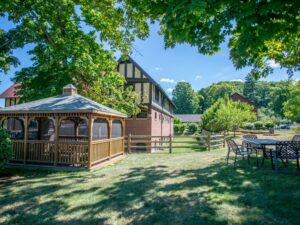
(243, 138), (280, 174)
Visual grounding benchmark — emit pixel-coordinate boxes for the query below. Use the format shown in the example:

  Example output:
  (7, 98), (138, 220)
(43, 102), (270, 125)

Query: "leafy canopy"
(126, 0), (300, 77)
(284, 81), (300, 122)
(172, 82), (199, 114)
(0, 0), (149, 115)
(201, 97), (256, 132)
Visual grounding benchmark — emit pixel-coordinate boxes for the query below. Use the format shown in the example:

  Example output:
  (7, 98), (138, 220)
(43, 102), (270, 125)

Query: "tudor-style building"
(117, 57), (175, 150)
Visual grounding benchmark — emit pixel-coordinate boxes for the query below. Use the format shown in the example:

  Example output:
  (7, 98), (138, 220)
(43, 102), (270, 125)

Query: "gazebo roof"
(0, 85), (126, 117)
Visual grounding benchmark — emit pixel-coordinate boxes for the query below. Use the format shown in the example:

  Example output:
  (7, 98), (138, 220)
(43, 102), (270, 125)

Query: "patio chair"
(242, 134), (258, 150)
(275, 141), (300, 170)
(226, 139), (257, 167)
(292, 135), (300, 142)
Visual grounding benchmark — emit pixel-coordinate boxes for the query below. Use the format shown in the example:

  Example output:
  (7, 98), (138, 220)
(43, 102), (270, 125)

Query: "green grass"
(1, 143), (300, 225)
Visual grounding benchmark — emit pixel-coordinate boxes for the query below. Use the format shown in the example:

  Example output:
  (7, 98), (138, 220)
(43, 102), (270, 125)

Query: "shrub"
(291, 124), (300, 134)
(0, 128), (13, 170)
(254, 121), (264, 130)
(243, 123), (254, 130)
(264, 121), (275, 129)
(179, 123), (187, 134)
(187, 123), (198, 134)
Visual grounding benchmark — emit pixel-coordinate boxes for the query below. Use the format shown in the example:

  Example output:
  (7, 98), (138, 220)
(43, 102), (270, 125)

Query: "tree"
(0, 0), (149, 115)
(243, 74), (256, 101)
(0, 128), (13, 170)
(198, 81), (243, 113)
(284, 81), (300, 122)
(201, 98), (256, 133)
(172, 82), (199, 114)
(268, 81), (291, 116)
(126, 0), (300, 77)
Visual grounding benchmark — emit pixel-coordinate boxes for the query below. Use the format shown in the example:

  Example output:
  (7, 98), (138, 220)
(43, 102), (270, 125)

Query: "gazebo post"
(88, 114), (93, 169)
(109, 117), (113, 159)
(54, 115), (59, 166)
(23, 115), (28, 164)
(122, 119), (125, 155)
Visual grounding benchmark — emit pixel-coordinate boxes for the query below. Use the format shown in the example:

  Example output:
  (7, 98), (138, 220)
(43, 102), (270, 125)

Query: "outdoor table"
(243, 138), (281, 174)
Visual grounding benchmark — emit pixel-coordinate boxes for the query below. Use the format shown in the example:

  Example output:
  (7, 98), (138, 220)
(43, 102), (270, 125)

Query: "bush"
(254, 121), (264, 130)
(243, 123), (254, 130)
(187, 123), (198, 134)
(0, 128), (13, 170)
(291, 124), (300, 134)
(264, 121), (275, 129)
(174, 123), (187, 134)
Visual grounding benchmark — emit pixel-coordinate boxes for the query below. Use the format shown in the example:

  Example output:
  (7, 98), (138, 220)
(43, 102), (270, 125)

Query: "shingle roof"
(0, 93), (126, 117)
(175, 114), (202, 123)
(0, 83), (21, 98)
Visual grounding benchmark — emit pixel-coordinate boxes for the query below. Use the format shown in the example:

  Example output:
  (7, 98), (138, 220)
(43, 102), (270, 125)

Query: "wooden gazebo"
(0, 84), (126, 169)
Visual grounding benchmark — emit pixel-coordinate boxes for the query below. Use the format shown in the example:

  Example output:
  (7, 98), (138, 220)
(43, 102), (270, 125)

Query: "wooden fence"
(125, 134), (225, 153)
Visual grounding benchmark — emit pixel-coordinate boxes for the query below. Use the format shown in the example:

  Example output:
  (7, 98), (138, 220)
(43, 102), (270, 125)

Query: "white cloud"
(231, 79), (244, 82)
(160, 78), (176, 84)
(166, 88), (174, 93)
(267, 59), (280, 68)
(195, 75), (203, 80)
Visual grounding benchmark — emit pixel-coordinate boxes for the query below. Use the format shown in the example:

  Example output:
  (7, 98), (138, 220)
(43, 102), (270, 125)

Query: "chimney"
(63, 84), (77, 96)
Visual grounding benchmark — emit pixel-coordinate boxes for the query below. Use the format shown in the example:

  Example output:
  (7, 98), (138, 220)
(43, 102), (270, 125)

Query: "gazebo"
(0, 84), (126, 169)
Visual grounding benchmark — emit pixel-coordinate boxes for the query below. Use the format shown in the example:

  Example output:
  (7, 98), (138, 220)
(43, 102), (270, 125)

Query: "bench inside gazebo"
(0, 84), (126, 169)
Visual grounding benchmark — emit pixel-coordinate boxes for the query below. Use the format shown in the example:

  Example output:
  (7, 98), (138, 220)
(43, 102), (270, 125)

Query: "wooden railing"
(90, 137), (124, 166)
(90, 140), (110, 165)
(27, 140), (55, 163)
(11, 140), (88, 167)
(125, 134), (225, 153)
(111, 137), (124, 157)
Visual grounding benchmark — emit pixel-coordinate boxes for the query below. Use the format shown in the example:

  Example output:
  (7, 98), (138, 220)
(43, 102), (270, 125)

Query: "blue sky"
(1, 20), (299, 107)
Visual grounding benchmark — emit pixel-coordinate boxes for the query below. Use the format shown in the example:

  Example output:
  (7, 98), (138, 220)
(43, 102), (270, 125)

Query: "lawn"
(1, 137), (300, 225)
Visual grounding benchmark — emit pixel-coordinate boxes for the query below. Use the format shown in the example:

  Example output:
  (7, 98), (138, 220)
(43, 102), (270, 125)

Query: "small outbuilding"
(0, 84), (126, 169)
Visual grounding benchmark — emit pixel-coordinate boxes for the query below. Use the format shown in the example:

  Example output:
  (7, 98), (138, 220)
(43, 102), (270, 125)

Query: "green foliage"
(243, 74), (256, 100)
(174, 117), (182, 125)
(174, 123), (187, 134)
(291, 125), (300, 134)
(284, 81), (300, 122)
(198, 81), (243, 113)
(0, 128), (13, 170)
(172, 82), (199, 114)
(254, 121), (264, 130)
(201, 97), (256, 132)
(264, 121), (275, 129)
(0, 1), (149, 115)
(187, 123), (198, 134)
(243, 123), (254, 130)
(126, 0), (300, 77)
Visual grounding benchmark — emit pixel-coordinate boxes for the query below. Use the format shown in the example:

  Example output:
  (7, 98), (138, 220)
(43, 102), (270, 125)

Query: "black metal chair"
(226, 139), (256, 167)
(275, 141), (300, 170)
(242, 134), (258, 151)
(292, 135), (300, 142)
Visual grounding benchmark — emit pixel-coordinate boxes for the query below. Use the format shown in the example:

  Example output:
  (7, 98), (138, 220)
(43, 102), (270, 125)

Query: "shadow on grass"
(1, 157), (300, 225)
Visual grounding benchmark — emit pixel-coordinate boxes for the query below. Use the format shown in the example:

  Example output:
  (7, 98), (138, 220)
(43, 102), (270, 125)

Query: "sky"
(1, 20), (300, 107)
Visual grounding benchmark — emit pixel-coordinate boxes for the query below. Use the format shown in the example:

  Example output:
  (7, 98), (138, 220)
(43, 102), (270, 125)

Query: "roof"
(230, 92), (257, 107)
(0, 83), (21, 98)
(175, 114), (202, 123)
(118, 56), (176, 108)
(0, 93), (126, 117)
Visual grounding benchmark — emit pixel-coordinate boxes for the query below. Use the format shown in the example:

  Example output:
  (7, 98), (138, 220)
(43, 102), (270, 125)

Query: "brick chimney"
(63, 84), (77, 96)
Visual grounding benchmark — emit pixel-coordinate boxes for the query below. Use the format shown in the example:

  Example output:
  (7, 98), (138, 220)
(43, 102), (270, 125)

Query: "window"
(155, 112), (157, 119)
(112, 120), (122, 138)
(2, 118), (24, 140)
(155, 86), (159, 102)
(93, 118), (109, 140)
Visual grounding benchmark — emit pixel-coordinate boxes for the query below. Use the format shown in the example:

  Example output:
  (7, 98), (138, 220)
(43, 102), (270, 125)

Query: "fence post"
(128, 133), (131, 153)
(169, 134), (172, 154)
(207, 134), (211, 151)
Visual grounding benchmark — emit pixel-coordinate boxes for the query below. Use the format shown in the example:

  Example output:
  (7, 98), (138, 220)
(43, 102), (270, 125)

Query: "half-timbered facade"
(117, 57), (175, 152)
